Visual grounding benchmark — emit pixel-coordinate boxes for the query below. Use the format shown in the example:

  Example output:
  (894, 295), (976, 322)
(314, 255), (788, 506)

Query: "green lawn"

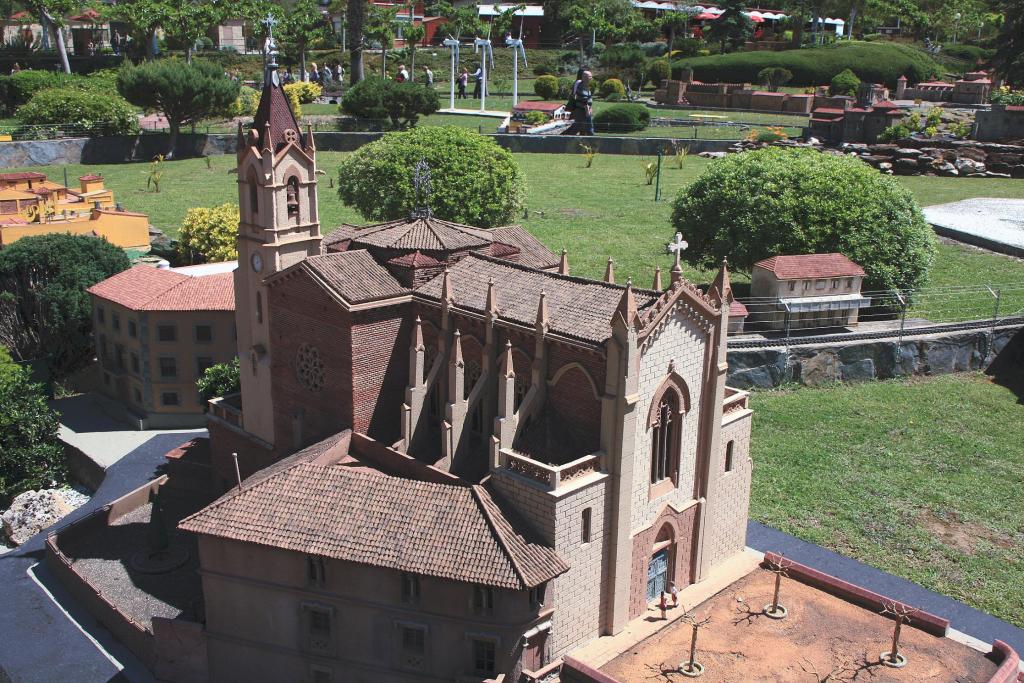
(9, 152), (1024, 301)
(749, 372), (1024, 627)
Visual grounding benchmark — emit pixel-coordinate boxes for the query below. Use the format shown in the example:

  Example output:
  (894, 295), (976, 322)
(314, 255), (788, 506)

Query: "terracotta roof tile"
(0, 172), (46, 182)
(179, 433), (567, 589)
(488, 225), (559, 269)
(87, 266), (234, 311)
(753, 253), (865, 279)
(730, 299), (748, 316)
(301, 250), (409, 303)
(344, 215), (493, 252)
(388, 250), (444, 268)
(253, 77), (305, 153)
(415, 254), (658, 345)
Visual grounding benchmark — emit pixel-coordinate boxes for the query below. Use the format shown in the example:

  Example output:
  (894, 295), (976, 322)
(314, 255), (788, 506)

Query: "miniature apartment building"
(748, 253), (871, 331)
(187, 60), (754, 683)
(87, 264), (236, 428)
(0, 171), (149, 249)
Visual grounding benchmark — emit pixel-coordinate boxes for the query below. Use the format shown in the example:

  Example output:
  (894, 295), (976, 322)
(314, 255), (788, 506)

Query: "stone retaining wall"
(0, 132), (737, 168)
(726, 325), (1022, 389)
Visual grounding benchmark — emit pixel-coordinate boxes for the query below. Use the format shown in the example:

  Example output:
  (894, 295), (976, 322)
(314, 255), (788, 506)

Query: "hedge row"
(672, 42), (941, 88)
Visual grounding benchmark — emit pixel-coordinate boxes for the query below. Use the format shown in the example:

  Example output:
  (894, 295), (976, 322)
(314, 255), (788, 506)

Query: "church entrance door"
(647, 549), (669, 602)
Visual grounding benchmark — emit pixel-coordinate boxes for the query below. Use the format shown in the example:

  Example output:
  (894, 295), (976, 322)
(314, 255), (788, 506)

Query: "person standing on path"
(458, 68), (469, 99)
(423, 65), (434, 86)
(472, 64), (483, 98)
(561, 70), (595, 136)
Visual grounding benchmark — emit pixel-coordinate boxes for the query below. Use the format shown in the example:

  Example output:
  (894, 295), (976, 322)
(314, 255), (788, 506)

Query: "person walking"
(562, 70), (595, 136)
(310, 62), (320, 84)
(670, 581), (679, 608)
(457, 68), (469, 99)
(111, 31), (121, 56)
(472, 64), (483, 98)
(396, 64), (409, 82)
(423, 65), (434, 86)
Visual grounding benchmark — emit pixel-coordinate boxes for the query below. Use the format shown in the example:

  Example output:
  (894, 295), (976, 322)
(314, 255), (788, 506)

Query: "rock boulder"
(2, 489), (73, 546)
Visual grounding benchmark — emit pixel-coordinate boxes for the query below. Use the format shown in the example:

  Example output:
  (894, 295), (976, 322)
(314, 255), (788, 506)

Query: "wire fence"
(729, 283), (1024, 348)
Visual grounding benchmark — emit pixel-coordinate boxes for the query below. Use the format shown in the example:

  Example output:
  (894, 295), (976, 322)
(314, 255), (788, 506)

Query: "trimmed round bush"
(16, 88), (139, 136)
(830, 68), (860, 96)
(648, 59), (671, 86)
(556, 77), (575, 99)
(670, 147), (936, 292)
(235, 85), (260, 117)
(600, 78), (626, 99)
(341, 77), (439, 129)
(534, 75), (559, 100)
(337, 126), (525, 228)
(284, 80), (322, 104)
(593, 103), (650, 133)
(178, 203), (240, 264)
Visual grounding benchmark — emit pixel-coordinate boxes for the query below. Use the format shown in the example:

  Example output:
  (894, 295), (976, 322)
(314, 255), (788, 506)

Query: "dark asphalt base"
(1, 434), (1020, 682)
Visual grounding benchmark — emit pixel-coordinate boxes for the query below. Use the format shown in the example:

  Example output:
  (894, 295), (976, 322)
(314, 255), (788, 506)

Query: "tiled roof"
(78, 174), (102, 181)
(87, 266), (234, 311)
(415, 253), (659, 344)
(388, 250), (444, 268)
(513, 101), (565, 112)
(812, 107), (846, 115)
(253, 77), (304, 153)
(488, 225), (559, 269)
(730, 299), (748, 316)
(340, 216), (493, 252)
(0, 172), (46, 182)
(179, 433), (568, 589)
(300, 250), (409, 303)
(754, 253), (865, 279)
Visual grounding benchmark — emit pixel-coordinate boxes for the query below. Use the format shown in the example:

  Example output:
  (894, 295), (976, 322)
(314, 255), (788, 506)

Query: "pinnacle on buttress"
(500, 340), (515, 378)
(441, 268), (452, 304)
(558, 248), (569, 275)
(604, 258), (615, 284)
(413, 316), (424, 351)
(535, 290), (549, 334)
(486, 277), (499, 317)
(613, 277), (639, 328)
(708, 257), (733, 307)
(450, 328), (464, 366)
(653, 266), (663, 291)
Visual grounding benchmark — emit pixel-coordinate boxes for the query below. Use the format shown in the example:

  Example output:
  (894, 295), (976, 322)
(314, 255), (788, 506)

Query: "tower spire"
(604, 258), (615, 284)
(558, 248), (569, 275)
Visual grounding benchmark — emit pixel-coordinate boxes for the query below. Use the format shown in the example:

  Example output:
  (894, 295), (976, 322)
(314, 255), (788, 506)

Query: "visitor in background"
(335, 63), (343, 83)
(284, 67), (294, 84)
(322, 65), (333, 86)
(670, 581), (679, 607)
(458, 68), (468, 99)
(9, 63), (20, 75)
(562, 70), (594, 136)
(472, 64), (483, 98)
(111, 31), (122, 56)
(310, 62), (320, 84)
(396, 64), (409, 83)
(423, 65), (434, 86)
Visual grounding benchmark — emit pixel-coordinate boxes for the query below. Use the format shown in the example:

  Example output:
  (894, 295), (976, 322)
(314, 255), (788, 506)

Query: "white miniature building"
(749, 253), (871, 331)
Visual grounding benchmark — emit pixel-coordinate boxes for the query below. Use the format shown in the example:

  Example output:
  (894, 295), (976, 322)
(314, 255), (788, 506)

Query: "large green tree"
(117, 58), (240, 157)
(427, 1), (484, 40)
(102, 0), (173, 61)
(280, 0), (336, 79)
(23, 0), (76, 72)
(671, 148), (936, 292)
(365, 3), (398, 77)
(0, 355), (65, 505)
(167, 0), (229, 63)
(706, 0), (753, 53)
(992, 0), (1023, 85)
(0, 234), (129, 378)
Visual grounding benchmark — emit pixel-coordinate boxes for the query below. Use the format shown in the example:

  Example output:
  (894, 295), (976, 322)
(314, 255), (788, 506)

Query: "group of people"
(455, 66), (485, 99)
(280, 62), (344, 87)
(393, 64), (434, 86)
(658, 581), (681, 619)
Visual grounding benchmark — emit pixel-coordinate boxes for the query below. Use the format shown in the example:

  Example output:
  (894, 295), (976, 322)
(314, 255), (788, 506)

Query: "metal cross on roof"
(263, 13), (280, 73)
(411, 159), (433, 218)
(667, 232), (688, 268)
(263, 13), (278, 39)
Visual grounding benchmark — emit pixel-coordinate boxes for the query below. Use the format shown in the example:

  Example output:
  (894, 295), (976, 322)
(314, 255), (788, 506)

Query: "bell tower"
(233, 25), (321, 447)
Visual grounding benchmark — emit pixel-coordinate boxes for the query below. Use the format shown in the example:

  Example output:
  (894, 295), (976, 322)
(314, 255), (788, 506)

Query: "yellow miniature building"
(0, 172), (150, 250)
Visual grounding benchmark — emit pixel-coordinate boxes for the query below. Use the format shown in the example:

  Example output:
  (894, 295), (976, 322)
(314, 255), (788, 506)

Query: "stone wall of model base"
(726, 325), (1022, 389)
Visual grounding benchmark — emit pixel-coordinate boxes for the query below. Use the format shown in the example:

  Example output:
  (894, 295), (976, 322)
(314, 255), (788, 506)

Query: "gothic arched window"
(247, 170), (259, 217)
(650, 391), (680, 484)
(464, 359), (482, 400)
(286, 176), (300, 221)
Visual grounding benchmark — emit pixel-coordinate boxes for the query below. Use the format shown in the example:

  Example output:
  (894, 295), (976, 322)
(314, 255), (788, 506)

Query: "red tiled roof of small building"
(871, 100), (899, 109)
(340, 215), (493, 252)
(0, 215), (29, 224)
(488, 225), (559, 270)
(513, 101), (564, 112)
(282, 249), (409, 304)
(1006, 105), (1024, 112)
(415, 253), (660, 345)
(179, 432), (569, 590)
(754, 253), (865, 279)
(0, 172), (46, 182)
(78, 174), (102, 181)
(730, 300), (748, 316)
(812, 107), (847, 115)
(88, 266), (234, 311)
(387, 250), (444, 268)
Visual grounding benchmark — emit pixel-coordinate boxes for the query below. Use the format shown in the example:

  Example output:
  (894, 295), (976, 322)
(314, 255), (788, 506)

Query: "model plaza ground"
(18, 150), (1022, 634)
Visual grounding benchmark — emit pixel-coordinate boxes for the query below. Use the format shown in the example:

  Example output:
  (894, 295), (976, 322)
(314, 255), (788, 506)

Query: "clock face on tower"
(251, 251), (263, 273)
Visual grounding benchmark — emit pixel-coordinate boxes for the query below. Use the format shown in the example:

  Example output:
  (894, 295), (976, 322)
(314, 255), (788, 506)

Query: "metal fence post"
(654, 149), (662, 202)
(895, 290), (907, 347)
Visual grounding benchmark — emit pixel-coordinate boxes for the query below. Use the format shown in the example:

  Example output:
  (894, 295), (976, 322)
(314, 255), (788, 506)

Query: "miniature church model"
(186, 52), (754, 683)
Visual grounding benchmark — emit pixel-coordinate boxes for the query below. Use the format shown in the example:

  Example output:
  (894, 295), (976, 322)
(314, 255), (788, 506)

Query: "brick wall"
(627, 503), (698, 619)
(209, 418), (279, 486)
(269, 272), (353, 452)
(703, 412), (752, 570)
(351, 306), (411, 443)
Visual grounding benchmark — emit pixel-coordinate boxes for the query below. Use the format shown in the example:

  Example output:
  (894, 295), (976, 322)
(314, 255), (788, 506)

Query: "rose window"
(296, 343), (325, 392)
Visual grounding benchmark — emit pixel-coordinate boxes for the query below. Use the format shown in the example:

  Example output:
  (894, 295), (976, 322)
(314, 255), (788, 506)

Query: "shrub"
(524, 110), (547, 125)
(337, 126), (524, 228)
(341, 77), (440, 129)
(197, 357), (240, 404)
(534, 74), (559, 100)
(235, 85), (260, 117)
(942, 44), (994, 63)
(532, 62), (557, 77)
(6, 70), (66, 110)
(878, 122), (912, 142)
(594, 103), (650, 133)
(639, 42), (669, 58)
(285, 86), (302, 119)
(758, 66), (793, 92)
(16, 88), (139, 136)
(829, 68), (860, 96)
(0, 361), (65, 505)
(670, 38), (702, 59)
(556, 77), (575, 99)
(602, 44), (647, 71)
(670, 147), (935, 292)
(991, 86), (1024, 106)
(600, 78), (626, 99)
(0, 234), (130, 377)
(284, 80), (322, 104)
(178, 204), (240, 264)
(672, 42), (940, 88)
(648, 59), (671, 86)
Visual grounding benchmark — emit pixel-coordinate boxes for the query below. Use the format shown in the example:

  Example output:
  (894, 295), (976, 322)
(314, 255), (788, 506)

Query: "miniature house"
(748, 253), (871, 331)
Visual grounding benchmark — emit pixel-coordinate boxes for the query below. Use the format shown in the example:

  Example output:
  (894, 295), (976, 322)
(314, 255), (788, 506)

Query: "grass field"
(10, 151), (1024, 308)
(749, 372), (1024, 627)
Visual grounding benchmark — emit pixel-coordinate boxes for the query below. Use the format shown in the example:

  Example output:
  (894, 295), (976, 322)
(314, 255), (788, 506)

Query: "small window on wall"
(248, 172), (259, 216)
(157, 324), (177, 342)
(472, 639), (497, 676)
(581, 508), (592, 544)
(96, 306), (105, 324)
(815, 280), (827, 291)
(128, 320), (137, 338)
(131, 353), (140, 374)
(803, 280), (811, 291)
(529, 583), (546, 608)
(788, 281), (795, 292)
(302, 604), (334, 654)
(132, 387), (142, 404)
(472, 586), (494, 615)
(159, 357), (177, 379)
(831, 279), (840, 289)
(846, 278), (854, 288)
(195, 324), (213, 343)
(112, 312), (120, 331)
(401, 573), (420, 604)
(161, 392), (180, 406)
(725, 440), (735, 472)
(307, 555), (326, 587)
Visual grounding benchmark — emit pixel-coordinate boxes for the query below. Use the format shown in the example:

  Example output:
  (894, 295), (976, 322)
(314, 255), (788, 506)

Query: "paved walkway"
(0, 430), (202, 683)
(747, 521), (1024, 657)
(437, 107), (510, 118)
(924, 198), (1024, 258)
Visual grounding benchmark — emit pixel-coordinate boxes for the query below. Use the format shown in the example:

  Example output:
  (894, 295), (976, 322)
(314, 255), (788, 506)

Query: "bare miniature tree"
(678, 611), (711, 678)
(879, 601), (919, 668)
(763, 554), (793, 619)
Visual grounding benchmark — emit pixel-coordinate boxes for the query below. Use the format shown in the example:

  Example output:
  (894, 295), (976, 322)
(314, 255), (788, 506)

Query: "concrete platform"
(923, 198), (1024, 258)
(438, 107), (510, 118)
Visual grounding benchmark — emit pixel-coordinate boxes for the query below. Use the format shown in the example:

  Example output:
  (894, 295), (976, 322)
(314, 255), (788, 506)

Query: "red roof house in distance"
(87, 264), (236, 428)
(748, 253), (871, 331)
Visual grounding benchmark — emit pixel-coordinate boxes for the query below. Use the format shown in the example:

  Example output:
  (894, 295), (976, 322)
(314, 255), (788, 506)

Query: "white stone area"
(923, 198), (1024, 253)
(1, 486), (91, 547)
